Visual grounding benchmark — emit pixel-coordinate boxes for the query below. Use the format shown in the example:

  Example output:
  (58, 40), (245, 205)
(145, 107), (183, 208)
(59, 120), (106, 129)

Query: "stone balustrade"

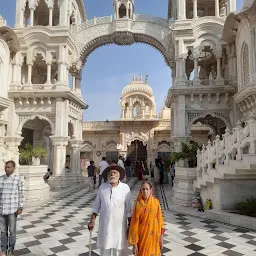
(76, 14), (170, 33)
(197, 118), (256, 177)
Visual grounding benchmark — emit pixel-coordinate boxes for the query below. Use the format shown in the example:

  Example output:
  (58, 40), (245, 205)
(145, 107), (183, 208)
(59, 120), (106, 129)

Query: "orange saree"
(128, 192), (164, 256)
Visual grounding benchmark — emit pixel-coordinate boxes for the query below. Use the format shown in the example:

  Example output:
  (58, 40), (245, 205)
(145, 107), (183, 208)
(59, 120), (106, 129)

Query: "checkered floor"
(13, 178), (256, 256)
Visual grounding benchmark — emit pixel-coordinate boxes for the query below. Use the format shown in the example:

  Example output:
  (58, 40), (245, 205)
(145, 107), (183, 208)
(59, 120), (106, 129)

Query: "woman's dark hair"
(90, 160), (94, 165)
(141, 181), (152, 189)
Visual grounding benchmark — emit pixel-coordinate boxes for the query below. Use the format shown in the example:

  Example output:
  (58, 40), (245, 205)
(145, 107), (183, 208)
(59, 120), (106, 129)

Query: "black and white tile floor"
(14, 178), (256, 256)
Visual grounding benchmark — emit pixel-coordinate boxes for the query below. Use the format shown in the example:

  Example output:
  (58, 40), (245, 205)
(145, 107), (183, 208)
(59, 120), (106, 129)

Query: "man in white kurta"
(88, 165), (132, 256)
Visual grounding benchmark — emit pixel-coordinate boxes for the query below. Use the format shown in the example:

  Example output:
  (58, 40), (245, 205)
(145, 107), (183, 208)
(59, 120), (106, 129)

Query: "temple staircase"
(194, 118), (256, 190)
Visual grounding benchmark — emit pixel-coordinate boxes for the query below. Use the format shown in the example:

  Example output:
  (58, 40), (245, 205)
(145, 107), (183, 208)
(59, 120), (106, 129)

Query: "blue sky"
(2, 0), (243, 121)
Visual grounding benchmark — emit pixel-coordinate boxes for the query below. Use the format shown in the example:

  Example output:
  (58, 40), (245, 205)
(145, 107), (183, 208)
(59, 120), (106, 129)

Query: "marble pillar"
(48, 136), (69, 190)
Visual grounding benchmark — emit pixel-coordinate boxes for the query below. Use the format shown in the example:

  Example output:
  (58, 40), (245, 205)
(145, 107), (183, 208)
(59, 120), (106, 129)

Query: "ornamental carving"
(82, 140), (96, 149)
(113, 32), (135, 45)
(103, 140), (117, 148)
(125, 132), (149, 146)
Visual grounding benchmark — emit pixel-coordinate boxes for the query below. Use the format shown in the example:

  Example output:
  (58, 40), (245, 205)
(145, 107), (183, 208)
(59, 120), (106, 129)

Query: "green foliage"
(235, 197), (256, 217)
(19, 143), (47, 165)
(171, 142), (199, 167)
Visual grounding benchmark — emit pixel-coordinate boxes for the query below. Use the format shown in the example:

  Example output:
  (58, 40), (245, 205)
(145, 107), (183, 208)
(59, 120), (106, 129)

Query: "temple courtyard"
(13, 179), (256, 256)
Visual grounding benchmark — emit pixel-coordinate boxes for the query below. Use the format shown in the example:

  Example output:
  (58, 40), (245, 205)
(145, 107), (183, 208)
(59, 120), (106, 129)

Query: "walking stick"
(89, 230), (92, 256)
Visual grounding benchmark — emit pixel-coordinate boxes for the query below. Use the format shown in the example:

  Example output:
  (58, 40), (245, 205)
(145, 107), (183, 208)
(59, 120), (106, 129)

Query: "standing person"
(169, 163), (175, 187)
(98, 157), (109, 188)
(124, 157), (132, 178)
(128, 181), (164, 256)
(88, 164), (132, 256)
(158, 158), (164, 185)
(136, 161), (143, 181)
(117, 156), (124, 169)
(162, 160), (169, 184)
(87, 161), (97, 191)
(65, 166), (70, 174)
(153, 159), (160, 183)
(0, 161), (24, 256)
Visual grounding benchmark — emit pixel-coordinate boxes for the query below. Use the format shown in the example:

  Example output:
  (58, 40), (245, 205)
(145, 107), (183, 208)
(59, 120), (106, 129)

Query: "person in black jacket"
(88, 161), (97, 191)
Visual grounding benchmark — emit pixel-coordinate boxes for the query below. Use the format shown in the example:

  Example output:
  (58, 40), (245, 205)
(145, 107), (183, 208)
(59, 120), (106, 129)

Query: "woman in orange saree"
(128, 182), (165, 256)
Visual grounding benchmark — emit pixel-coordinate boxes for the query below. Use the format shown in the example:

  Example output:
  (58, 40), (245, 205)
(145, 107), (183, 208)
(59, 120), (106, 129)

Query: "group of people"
(88, 163), (165, 256)
(87, 156), (147, 190)
(152, 158), (175, 186)
(0, 158), (168, 256)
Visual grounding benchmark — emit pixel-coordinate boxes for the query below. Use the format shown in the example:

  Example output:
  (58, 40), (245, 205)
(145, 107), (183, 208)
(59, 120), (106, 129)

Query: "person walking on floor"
(158, 158), (164, 185)
(87, 161), (97, 191)
(169, 162), (175, 187)
(88, 163), (132, 256)
(128, 181), (165, 256)
(98, 157), (109, 188)
(124, 157), (132, 178)
(153, 158), (160, 183)
(117, 156), (125, 169)
(0, 161), (24, 256)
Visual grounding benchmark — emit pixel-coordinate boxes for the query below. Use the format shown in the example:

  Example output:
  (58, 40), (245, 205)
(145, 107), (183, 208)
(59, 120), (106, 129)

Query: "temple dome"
(122, 75), (153, 97)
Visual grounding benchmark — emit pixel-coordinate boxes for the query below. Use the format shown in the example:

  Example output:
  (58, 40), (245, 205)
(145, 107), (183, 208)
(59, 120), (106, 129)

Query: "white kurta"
(93, 182), (132, 250)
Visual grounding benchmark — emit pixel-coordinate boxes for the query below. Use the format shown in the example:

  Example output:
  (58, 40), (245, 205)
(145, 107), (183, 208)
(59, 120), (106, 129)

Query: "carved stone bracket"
(125, 132), (149, 146)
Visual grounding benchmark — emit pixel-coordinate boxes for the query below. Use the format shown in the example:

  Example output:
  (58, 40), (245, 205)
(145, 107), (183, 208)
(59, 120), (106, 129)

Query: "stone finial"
(0, 15), (6, 27)
(236, 119), (242, 127)
(145, 74), (148, 83)
(225, 127), (230, 134)
(140, 75), (143, 81)
(133, 75), (136, 81)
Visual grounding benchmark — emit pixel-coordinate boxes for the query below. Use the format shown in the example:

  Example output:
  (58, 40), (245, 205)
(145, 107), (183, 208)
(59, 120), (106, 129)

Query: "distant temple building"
(79, 76), (211, 170)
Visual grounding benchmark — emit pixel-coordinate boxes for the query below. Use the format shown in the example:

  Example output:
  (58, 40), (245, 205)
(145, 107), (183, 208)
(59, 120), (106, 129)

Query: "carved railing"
(76, 16), (113, 32)
(197, 118), (256, 176)
(185, 79), (233, 87)
(134, 14), (169, 27)
(76, 14), (170, 33)
(82, 121), (116, 129)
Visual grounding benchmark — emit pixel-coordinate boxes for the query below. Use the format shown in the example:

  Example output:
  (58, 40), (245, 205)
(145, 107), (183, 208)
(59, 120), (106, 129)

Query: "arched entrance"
(189, 113), (230, 144)
(127, 140), (147, 171)
(20, 116), (53, 166)
(72, 15), (174, 69)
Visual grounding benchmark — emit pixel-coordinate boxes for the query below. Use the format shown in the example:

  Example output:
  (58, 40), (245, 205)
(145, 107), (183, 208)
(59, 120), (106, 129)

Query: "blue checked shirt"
(0, 174), (24, 215)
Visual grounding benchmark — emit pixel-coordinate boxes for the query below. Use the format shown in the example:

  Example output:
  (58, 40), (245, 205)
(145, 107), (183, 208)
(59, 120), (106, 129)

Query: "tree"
(171, 142), (199, 167)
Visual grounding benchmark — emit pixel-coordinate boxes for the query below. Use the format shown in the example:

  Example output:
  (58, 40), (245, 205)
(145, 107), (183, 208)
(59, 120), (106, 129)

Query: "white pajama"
(100, 248), (128, 256)
(93, 182), (132, 251)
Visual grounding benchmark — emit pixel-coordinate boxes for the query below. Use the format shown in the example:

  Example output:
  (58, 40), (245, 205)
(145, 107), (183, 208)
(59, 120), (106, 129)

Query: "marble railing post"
(72, 74), (76, 91)
(216, 57), (222, 80)
(193, 0), (198, 18)
(46, 63), (52, 84)
(30, 8), (35, 26)
(49, 8), (53, 26)
(27, 63), (32, 84)
(247, 118), (256, 154)
(12, 63), (17, 83)
(206, 140), (212, 172)
(215, 135), (220, 166)
(215, 0), (220, 17)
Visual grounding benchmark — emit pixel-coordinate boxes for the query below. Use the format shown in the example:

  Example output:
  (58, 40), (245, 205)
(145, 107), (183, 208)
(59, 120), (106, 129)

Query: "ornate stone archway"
(186, 112), (231, 136)
(72, 15), (174, 66)
(17, 114), (55, 135)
